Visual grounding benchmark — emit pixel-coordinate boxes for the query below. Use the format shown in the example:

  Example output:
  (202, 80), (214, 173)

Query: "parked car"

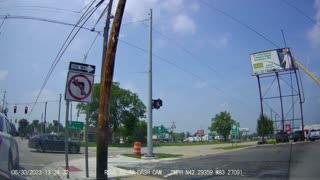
(308, 129), (320, 141)
(0, 113), (20, 175)
(289, 130), (305, 142)
(276, 131), (289, 142)
(28, 134), (80, 153)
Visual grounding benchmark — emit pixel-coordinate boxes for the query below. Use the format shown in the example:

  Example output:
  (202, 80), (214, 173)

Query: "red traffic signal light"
(14, 105), (17, 113)
(24, 106), (28, 114)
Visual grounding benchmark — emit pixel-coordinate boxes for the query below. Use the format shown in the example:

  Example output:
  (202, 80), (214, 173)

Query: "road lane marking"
(163, 172), (175, 178)
(221, 162), (232, 168)
(20, 162), (46, 166)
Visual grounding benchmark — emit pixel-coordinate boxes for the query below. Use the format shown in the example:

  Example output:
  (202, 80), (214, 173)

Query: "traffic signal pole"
(146, 9), (154, 157)
(96, 0), (126, 179)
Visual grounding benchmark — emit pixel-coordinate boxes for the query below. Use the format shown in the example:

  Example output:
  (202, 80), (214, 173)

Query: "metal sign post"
(64, 101), (70, 179)
(64, 61), (95, 179)
(85, 103), (89, 177)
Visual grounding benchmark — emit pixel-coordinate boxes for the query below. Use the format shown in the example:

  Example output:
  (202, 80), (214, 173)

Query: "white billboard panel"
(250, 48), (294, 75)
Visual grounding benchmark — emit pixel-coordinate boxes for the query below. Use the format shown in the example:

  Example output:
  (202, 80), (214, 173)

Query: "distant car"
(276, 131), (289, 142)
(308, 129), (320, 141)
(28, 134), (80, 153)
(289, 131), (305, 142)
(0, 113), (20, 175)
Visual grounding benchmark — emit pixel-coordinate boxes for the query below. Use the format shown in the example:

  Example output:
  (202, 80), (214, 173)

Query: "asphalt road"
(15, 137), (95, 180)
(118, 141), (320, 180)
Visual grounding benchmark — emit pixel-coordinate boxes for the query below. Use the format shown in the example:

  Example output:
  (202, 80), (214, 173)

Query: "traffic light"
(24, 106), (28, 114)
(13, 105), (17, 113)
(152, 98), (163, 110)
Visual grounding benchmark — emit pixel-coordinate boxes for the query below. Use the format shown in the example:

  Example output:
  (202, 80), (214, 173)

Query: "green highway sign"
(231, 124), (238, 135)
(68, 121), (84, 131)
(155, 126), (164, 135)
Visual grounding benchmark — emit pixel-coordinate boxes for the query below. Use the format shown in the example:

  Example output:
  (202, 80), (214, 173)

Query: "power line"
(281, 0), (319, 26)
(0, 15), (7, 29)
(82, 32), (101, 63)
(118, 39), (202, 80)
(199, 0), (280, 48)
(118, 39), (246, 105)
(28, 0), (103, 118)
(151, 26), (220, 75)
(7, 100), (59, 106)
(125, 14), (220, 76)
(122, 18), (149, 26)
(0, 15), (101, 33)
(0, 5), (81, 14)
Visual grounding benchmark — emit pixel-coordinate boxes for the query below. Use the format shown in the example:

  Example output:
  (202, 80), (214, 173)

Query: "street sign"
(285, 124), (290, 132)
(65, 71), (94, 103)
(69, 61), (95, 74)
(197, 130), (204, 136)
(155, 126), (164, 135)
(231, 124), (238, 135)
(68, 121), (84, 130)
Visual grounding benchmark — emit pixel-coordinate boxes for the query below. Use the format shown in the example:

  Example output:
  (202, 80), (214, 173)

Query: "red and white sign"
(197, 130), (204, 136)
(285, 124), (291, 132)
(65, 71), (94, 103)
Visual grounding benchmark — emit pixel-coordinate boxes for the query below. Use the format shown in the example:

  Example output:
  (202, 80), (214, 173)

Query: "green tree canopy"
(76, 82), (146, 143)
(256, 114), (274, 137)
(18, 119), (29, 136)
(208, 111), (236, 141)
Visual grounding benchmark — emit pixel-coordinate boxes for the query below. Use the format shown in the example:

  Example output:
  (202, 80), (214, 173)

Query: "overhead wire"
(0, 15), (101, 33)
(28, 0), (104, 118)
(82, 32), (101, 63)
(118, 39), (246, 105)
(281, 0), (319, 26)
(199, 0), (280, 48)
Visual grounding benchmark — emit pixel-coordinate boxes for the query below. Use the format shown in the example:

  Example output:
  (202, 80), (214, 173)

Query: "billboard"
(250, 48), (294, 75)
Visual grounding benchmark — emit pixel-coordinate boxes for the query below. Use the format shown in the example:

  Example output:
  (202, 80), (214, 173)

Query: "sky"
(0, 0), (319, 135)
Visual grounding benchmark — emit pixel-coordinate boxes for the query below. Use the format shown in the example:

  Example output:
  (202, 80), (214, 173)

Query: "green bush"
(266, 139), (276, 144)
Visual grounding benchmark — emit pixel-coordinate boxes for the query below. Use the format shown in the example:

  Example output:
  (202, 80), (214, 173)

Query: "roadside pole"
(146, 8), (154, 158)
(96, 0), (126, 179)
(85, 103), (89, 177)
(44, 101), (47, 134)
(65, 101), (70, 179)
(58, 93), (62, 133)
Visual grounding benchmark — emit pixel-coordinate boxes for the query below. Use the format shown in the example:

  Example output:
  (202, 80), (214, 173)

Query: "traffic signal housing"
(24, 106), (28, 114)
(152, 99), (163, 110)
(14, 105), (17, 113)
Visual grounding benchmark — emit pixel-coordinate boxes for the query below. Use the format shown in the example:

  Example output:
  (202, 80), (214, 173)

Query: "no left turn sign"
(65, 71), (94, 103)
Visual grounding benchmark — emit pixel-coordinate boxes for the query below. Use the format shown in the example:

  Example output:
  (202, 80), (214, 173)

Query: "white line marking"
(163, 172), (175, 178)
(221, 162), (232, 167)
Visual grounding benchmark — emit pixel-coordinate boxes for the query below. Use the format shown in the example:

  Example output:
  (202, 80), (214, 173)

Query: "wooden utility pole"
(96, 0), (126, 179)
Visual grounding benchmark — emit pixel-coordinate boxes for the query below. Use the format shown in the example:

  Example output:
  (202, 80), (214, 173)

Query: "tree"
(76, 82), (146, 143)
(256, 114), (274, 137)
(18, 119), (29, 137)
(208, 111), (236, 142)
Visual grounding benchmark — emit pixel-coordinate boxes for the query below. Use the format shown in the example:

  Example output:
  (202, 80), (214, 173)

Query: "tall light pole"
(146, 9), (154, 157)
(58, 94), (62, 133)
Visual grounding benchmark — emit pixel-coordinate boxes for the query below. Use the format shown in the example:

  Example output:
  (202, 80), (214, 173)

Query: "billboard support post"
(251, 48), (304, 138)
(257, 75), (265, 142)
(276, 72), (285, 132)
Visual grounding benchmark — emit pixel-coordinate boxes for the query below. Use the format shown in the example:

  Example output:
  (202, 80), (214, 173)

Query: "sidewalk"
(41, 141), (258, 180)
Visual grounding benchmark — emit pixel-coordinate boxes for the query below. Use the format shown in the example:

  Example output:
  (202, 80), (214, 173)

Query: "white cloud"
(189, 2), (200, 12)
(122, 81), (138, 93)
(219, 102), (229, 109)
(172, 14), (196, 35)
(209, 33), (231, 48)
(0, 70), (8, 80)
(31, 88), (57, 101)
(308, 0), (320, 46)
(161, 0), (184, 13)
(194, 81), (207, 89)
